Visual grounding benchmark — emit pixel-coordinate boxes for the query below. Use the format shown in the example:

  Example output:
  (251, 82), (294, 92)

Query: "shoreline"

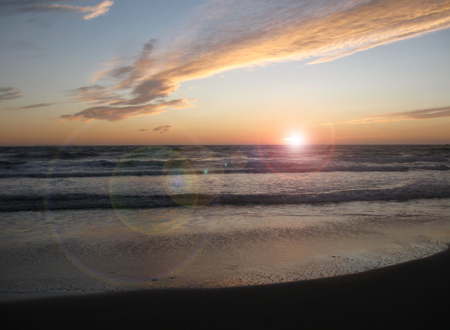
(2, 245), (450, 329)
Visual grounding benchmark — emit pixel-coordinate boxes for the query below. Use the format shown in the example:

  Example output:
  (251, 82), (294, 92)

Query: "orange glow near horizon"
(284, 134), (306, 146)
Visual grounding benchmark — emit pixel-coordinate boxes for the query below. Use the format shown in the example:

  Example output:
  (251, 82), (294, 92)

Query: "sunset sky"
(1, 0), (450, 146)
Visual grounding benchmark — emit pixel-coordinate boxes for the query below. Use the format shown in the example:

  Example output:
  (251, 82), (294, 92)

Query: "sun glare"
(284, 135), (305, 146)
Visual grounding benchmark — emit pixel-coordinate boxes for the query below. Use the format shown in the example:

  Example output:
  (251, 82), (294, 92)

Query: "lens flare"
(230, 151), (248, 169)
(45, 142), (225, 285)
(162, 146), (224, 207)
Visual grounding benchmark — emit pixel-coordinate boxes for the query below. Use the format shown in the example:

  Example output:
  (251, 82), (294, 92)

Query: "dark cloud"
(0, 87), (23, 102)
(8, 103), (55, 110)
(107, 66), (133, 79)
(100, 39), (157, 90)
(69, 85), (124, 105)
(22, 102), (55, 109)
(59, 99), (190, 122)
(153, 125), (174, 134)
(124, 78), (177, 105)
(137, 129), (148, 132)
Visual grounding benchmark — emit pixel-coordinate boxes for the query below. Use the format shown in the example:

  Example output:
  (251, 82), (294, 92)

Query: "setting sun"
(2, 2), (450, 328)
(284, 135), (306, 146)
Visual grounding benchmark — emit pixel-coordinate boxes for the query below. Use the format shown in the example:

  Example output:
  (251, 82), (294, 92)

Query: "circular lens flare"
(45, 143), (224, 286)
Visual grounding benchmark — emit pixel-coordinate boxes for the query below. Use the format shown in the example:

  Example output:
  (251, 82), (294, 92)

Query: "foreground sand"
(2, 246), (450, 329)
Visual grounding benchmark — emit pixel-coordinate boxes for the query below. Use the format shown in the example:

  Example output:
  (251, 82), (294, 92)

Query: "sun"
(284, 134), (306, 146)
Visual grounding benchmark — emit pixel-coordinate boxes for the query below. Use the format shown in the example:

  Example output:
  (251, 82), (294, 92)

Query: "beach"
(2, 0), (450, 327)
(1, 145), (450, 328)
(2, 245), (450, 329)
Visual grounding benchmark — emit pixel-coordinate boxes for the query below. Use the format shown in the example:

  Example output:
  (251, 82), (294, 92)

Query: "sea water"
(1, 145), (450, 298)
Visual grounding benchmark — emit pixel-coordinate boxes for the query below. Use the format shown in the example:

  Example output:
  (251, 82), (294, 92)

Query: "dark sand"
(2, 246), (450, 329)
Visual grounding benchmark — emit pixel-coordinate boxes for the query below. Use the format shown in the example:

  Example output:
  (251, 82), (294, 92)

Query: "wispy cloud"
(335, 134), (390, 140)
(0, 87), (23, 102)
(58, 99), (190, 122)
(8, 103), (56, 110)
(63, 0), (450, 122)
(153, 125), (174, 134)
(137, 129), (148, 132)
(337, 106), (450, 125)
(92, 39), (157, 89)
(69, 85), (124, 105)
(1, 0), (113, 20)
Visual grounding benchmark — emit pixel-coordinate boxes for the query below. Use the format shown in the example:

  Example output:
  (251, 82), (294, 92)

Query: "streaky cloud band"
(3, 0), (114, 20)
(58, 99), (192, 122)
(335, 106), (450, 125)
(61, 0), (450, 122)
(0, 87), (23, 102)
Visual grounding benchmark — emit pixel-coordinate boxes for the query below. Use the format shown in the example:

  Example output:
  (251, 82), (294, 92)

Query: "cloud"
(93, 39), (157, 89)
(337, 106), (450, 125)
(69, 85), (124, 105)
(137, 129), (147, 132)
(65, 0), (450, 121)
(8, 103), (56, 110)
(1, 0), (113, 20)
(59, 99), (191, 122)
(335, 134), (390, 140)
(153, 125), (174, 134)
(0, 87), (23, 102)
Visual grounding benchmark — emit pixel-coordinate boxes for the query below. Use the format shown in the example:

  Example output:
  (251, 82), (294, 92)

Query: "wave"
(2, 186), (450, 212)
(0, 147), (102, 160)
(341, 155), (449, 164)
(1, 163), (449, 178)
(0, 160), (27, 166)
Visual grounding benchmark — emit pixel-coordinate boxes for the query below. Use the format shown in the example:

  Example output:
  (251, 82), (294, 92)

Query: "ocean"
(1, 145), (450, 298)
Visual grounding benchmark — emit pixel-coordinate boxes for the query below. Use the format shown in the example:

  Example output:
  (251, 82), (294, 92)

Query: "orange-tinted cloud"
(64, 0), (450, 121)
(338, 106), (450, 125)
(335, 134), (390, 140)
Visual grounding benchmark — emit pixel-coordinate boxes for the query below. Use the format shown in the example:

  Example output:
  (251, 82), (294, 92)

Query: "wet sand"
(2, 245), (450, 329)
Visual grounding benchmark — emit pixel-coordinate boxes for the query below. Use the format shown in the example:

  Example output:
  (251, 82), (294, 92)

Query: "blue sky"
(1, 0), (450, 145)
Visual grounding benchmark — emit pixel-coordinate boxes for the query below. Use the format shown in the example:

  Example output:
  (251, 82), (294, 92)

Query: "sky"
(1, 0), (450, 146)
